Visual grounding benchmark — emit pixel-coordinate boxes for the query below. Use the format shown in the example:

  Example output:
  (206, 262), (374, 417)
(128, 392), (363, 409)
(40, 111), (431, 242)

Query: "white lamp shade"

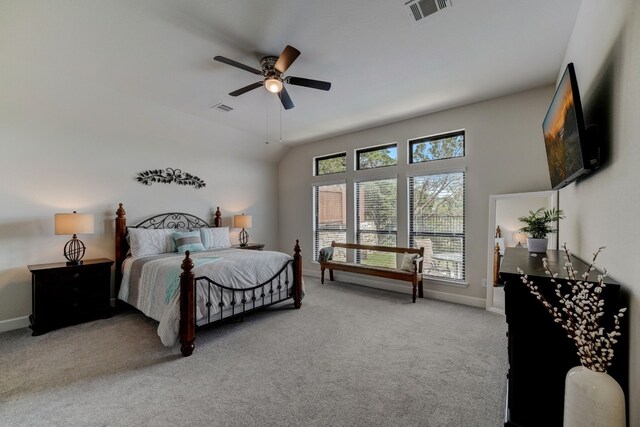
(234, 214), (252, 229)
(55, 212), (94, 235)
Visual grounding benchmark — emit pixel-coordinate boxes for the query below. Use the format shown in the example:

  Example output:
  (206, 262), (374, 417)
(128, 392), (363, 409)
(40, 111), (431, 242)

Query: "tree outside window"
(357, 144), (397, 170)
(410, 131), (464, 164)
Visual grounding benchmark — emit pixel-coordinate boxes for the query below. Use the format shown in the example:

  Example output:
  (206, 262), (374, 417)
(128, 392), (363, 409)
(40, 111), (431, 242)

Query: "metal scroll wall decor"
(136, 168), (206, 189)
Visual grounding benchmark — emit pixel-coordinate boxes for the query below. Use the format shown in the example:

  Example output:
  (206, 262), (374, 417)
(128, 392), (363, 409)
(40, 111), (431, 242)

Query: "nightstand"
(232, 243), (265, 251)
(28, 258), (114, 336)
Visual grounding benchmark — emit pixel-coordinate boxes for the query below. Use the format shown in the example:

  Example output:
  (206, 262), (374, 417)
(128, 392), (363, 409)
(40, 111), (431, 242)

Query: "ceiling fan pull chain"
(279, 104), (283, 144)
(266, 106), (269, 144)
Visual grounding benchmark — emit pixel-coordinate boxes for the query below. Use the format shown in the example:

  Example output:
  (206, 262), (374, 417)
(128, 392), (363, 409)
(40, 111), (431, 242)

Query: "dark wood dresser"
(28, 258), (114, 335)
(499, 248), (628, 426)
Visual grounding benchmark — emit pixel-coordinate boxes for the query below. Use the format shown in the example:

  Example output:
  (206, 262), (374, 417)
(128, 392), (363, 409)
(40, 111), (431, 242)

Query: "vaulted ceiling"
(1, 0), (583, 158)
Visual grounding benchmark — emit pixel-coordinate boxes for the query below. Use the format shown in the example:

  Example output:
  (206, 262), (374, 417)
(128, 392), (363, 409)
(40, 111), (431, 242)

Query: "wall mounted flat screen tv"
(542, 63), (597, 190)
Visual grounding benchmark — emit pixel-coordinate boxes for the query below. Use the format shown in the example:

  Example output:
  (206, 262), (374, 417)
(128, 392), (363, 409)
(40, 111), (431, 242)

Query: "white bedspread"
(118, 249), (299, 346)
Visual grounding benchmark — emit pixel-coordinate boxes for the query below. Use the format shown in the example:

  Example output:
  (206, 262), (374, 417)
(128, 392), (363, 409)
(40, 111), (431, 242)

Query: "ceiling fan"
(214, 45), (331, 110)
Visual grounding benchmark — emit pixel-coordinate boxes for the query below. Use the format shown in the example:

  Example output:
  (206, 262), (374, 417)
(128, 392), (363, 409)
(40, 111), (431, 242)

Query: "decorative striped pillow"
(173, 230), (205, 254)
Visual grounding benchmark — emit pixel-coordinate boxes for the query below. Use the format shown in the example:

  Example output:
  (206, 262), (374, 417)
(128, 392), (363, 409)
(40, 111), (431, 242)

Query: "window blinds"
(355, 178), (397, 268)
(314, 183), (347, 262)
(409, 172), (465, 281)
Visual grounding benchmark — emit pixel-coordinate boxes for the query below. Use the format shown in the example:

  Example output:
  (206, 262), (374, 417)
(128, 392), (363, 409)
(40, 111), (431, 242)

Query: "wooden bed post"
(493, 242), (502, 286)
(180, 251), (196, 357)
(293, 240), (303, 309)
(214, 207), (222, 227)
(115, 203), (127, 303)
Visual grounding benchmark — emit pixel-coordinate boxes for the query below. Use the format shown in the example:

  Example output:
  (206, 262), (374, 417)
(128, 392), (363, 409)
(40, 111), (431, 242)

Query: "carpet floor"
(0, 277), (507, 426)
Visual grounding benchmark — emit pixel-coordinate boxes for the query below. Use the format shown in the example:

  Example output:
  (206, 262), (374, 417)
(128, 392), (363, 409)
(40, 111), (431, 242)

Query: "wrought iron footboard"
(194, 259), (294, 327)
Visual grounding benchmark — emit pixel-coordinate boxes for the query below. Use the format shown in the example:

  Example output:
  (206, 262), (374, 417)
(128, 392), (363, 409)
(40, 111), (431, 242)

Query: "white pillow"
(401, 253), (419, 271)
(128, 228), (177, 257)
(200, 227), (231, 249)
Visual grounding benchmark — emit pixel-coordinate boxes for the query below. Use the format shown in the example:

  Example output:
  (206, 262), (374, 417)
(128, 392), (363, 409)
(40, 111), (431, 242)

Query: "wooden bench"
(319, 242), (424, 302)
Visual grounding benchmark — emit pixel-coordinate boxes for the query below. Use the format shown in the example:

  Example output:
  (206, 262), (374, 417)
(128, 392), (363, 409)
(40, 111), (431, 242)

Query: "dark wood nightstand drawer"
(45, 272), (109, 298)
(37, 267), (104, 285)
(58, 294), (110, 316)
(28, 258), (114, 335)
(232, 243), (265, 251)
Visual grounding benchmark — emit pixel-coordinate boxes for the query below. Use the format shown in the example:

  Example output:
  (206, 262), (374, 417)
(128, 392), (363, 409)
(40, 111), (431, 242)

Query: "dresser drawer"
(56, 294), (110, 317)
(36, 266), (108, 286)
(42, 272), (109, 298)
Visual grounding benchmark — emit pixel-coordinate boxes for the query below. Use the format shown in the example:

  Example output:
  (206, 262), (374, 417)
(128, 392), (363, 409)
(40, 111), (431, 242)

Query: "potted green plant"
(518, 207), (564, 252)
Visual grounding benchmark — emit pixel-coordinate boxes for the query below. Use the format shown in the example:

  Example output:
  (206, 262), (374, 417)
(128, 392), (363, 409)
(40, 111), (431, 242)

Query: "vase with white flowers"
(518, 244), (627, 427)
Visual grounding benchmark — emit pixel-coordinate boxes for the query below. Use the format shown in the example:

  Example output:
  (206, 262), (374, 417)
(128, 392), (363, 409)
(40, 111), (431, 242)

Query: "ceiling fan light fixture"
(264, 77), (283, 93)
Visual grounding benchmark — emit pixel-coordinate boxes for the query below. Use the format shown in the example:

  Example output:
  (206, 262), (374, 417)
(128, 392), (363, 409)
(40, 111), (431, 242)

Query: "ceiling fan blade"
(274, 45), (301, 74)
(286, 76), (331, 91)
(278, 87), (294, 110)
(214, 56), (262, 75)
(229, 81), (263, 97)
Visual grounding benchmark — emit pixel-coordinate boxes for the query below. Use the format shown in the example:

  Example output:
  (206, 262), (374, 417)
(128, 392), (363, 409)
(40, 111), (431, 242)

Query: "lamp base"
(239, 229), (249, 246)
(63, 236), (86, 265)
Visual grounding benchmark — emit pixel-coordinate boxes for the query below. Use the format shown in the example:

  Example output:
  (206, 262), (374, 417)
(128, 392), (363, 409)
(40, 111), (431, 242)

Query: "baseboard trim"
(487, 307), (505, 316)
(302, 269), (486, 308)
(0, 316), (30, 333)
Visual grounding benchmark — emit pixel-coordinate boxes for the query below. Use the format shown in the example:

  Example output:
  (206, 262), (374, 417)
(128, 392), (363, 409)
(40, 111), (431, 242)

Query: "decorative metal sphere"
(64, 237), (86, 264)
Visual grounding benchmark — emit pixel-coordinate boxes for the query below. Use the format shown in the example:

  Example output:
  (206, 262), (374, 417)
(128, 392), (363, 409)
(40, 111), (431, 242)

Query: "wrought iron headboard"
(130, 212), (211, 230)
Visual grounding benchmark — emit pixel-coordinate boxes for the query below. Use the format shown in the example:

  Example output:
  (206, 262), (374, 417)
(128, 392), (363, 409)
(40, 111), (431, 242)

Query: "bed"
(114, 203), (303, 357)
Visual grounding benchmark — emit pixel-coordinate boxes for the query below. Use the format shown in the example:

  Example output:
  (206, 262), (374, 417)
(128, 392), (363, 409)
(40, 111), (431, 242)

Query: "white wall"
(0, 115), (279, 329)
(557, 1), (640, 424)
(278, 86), (554, 306)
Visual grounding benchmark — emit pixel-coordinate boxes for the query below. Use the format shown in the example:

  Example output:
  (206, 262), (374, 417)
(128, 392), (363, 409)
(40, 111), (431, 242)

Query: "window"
(409, 172), (465, 282)
(409, 131), (464, 164)
(356, 143), (397, 170)
(315, 153), (346, 176)
(314, 183), (347, 261)
(355, 178), (397, 268)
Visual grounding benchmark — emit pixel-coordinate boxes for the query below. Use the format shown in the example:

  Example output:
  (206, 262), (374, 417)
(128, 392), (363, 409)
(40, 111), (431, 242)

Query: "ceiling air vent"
(404, 0), (452, 22)
(211, 103), (234, 112)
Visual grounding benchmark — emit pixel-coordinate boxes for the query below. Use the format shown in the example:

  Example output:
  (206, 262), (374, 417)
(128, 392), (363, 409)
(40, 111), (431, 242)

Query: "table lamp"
(512, 232), (528, 248)
(233, 213), (252, 247)
(55, 211), (94, 265)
